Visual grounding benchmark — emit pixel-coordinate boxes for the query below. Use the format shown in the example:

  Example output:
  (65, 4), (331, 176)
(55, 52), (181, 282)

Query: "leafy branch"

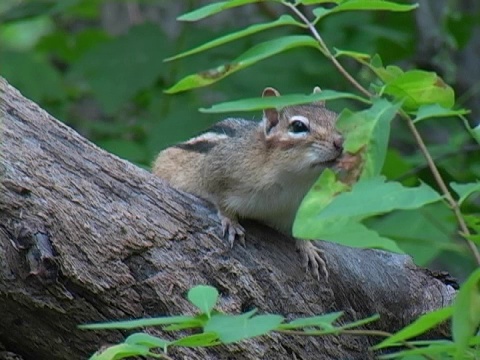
(284, 1), (480, 264)
(83, 272), (480, 360)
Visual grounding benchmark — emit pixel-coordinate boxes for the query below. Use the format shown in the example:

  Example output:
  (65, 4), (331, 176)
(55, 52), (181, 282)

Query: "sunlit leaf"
(171, 332), (220, 347)
(200, 90), (367, 113)
(336, 99), (400, 179)
(125, 333), (169, 349)
(329, 0), (418, 12)
(166, 35), (319, 93)
(413, 104), (469, 123)
(89, 343), (150, 360)
(187, 285), (219, 317)
(79, 315), (198, 330)
(312, 0), (418, 21)
(295, 172), (442, 252)
(178, 0), (279, 22)
(382, 70), (455, 111)
(279, 312), (343, 330)
(205, 313), (284, 344)
(315, 177), (442, 220)
(296, 219), (403, 253)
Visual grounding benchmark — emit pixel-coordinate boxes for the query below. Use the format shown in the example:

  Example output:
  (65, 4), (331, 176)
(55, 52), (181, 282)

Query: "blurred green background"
(1, 0), (479, 278)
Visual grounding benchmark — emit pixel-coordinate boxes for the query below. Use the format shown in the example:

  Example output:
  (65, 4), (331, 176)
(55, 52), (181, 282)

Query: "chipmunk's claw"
(218, 211), (245, 247)
(296, 239), (328, 281)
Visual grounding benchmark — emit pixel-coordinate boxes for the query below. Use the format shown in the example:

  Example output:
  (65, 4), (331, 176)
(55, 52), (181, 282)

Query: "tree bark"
(0, 77), (456, 360)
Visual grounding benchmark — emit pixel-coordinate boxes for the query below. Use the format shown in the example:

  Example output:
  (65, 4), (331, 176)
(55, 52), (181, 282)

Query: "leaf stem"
(284, 2), (370, 98)
(284, 1), (480, 265)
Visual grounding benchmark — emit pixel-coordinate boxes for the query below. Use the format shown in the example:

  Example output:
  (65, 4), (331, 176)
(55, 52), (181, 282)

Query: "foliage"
(81, 278), (480, 360)
(2, 0), (480, 359)
(81, 285), (380, 360)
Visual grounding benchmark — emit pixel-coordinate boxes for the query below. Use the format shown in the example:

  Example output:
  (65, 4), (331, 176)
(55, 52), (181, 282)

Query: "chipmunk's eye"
(289, 120), (309, 134)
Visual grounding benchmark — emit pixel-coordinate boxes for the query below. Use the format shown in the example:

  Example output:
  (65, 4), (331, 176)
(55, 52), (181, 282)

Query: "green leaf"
(90, 343), (150, 360)
(294, 173), (442, 252)
(171, 332), (220, 347)
(163, 314), (210, 331)
(334, 48), (371, 61)
(187, 285), (219, 317)
(0, 0), (79, 23)
(464, 215), (480, 245)
(330, 0), (418, 12)
(413, 104), (470, 123)
(377, 342), (457, 359)
(97, 139), (148, 164)
(374, 306), (453, 349)
(336, 99), (400, 179)
(125, 333), (170, 349)
(1, 51), (65, 103)
(201, 90), (367, 113)
(296, 219), (404, 253)
(69, 23), (169, 114)
(293, 171), (403, 252)
(279, 312), (343, 330)
(369, 204), (461, 266)
(315, 177), (443, 221)
(340, 314), (381, 330)
(205, 313), (284, 344)
(79, 315), (199, 330)
(178, 0), (277, 21)
(452, 268), (480, 359)
(165, 15), (303, 61)
(382, 70), (455, 111)
(165, 35), (319, 93)
(312, 0), (418, 21)
(473, 124), (480, 143)
(450, 182), (480, 205)
(301, 0), (341, 5)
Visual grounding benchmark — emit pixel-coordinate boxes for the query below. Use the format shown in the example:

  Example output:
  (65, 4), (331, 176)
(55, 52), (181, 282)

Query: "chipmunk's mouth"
(310, 152), (342, 168)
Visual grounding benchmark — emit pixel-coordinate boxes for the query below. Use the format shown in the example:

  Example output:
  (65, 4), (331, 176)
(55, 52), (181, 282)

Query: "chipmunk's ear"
(312, 86), (325, 107)
(262, 87), (280, 135)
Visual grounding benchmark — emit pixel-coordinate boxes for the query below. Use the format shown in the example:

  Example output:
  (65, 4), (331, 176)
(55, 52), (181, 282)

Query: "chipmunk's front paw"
(295, 239), (328, 281)
(218, 211), (245, 247)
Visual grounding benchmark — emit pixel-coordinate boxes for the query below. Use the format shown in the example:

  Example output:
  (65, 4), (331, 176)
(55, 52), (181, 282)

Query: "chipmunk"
(153, 87), (344, 279)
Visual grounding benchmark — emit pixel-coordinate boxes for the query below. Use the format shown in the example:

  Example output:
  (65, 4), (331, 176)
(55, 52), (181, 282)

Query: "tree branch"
(0, 77), (455, 360)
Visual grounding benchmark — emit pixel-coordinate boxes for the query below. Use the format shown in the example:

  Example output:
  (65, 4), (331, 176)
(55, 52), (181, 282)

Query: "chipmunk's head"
(260, 87), (344, 174)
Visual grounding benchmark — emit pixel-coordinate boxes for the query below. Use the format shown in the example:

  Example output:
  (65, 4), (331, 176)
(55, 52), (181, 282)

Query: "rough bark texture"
(0, 77), (456, 360)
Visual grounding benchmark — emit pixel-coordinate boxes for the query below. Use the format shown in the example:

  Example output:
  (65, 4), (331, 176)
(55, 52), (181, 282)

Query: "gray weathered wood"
(0, 77), (455, 360)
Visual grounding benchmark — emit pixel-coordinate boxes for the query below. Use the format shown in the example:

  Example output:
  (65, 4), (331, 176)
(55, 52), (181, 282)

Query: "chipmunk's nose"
(333, 135), (344, 151)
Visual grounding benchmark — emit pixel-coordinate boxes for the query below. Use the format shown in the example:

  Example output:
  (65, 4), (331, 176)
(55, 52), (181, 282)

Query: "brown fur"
(153, 87), (343, 278)
(153, 88), (342, 233)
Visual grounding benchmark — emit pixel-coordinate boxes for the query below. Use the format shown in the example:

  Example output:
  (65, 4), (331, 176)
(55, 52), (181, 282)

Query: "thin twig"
(284, 2), (371, 98)
(284, 1), (480, 265)
(398, 110), (480, 263)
